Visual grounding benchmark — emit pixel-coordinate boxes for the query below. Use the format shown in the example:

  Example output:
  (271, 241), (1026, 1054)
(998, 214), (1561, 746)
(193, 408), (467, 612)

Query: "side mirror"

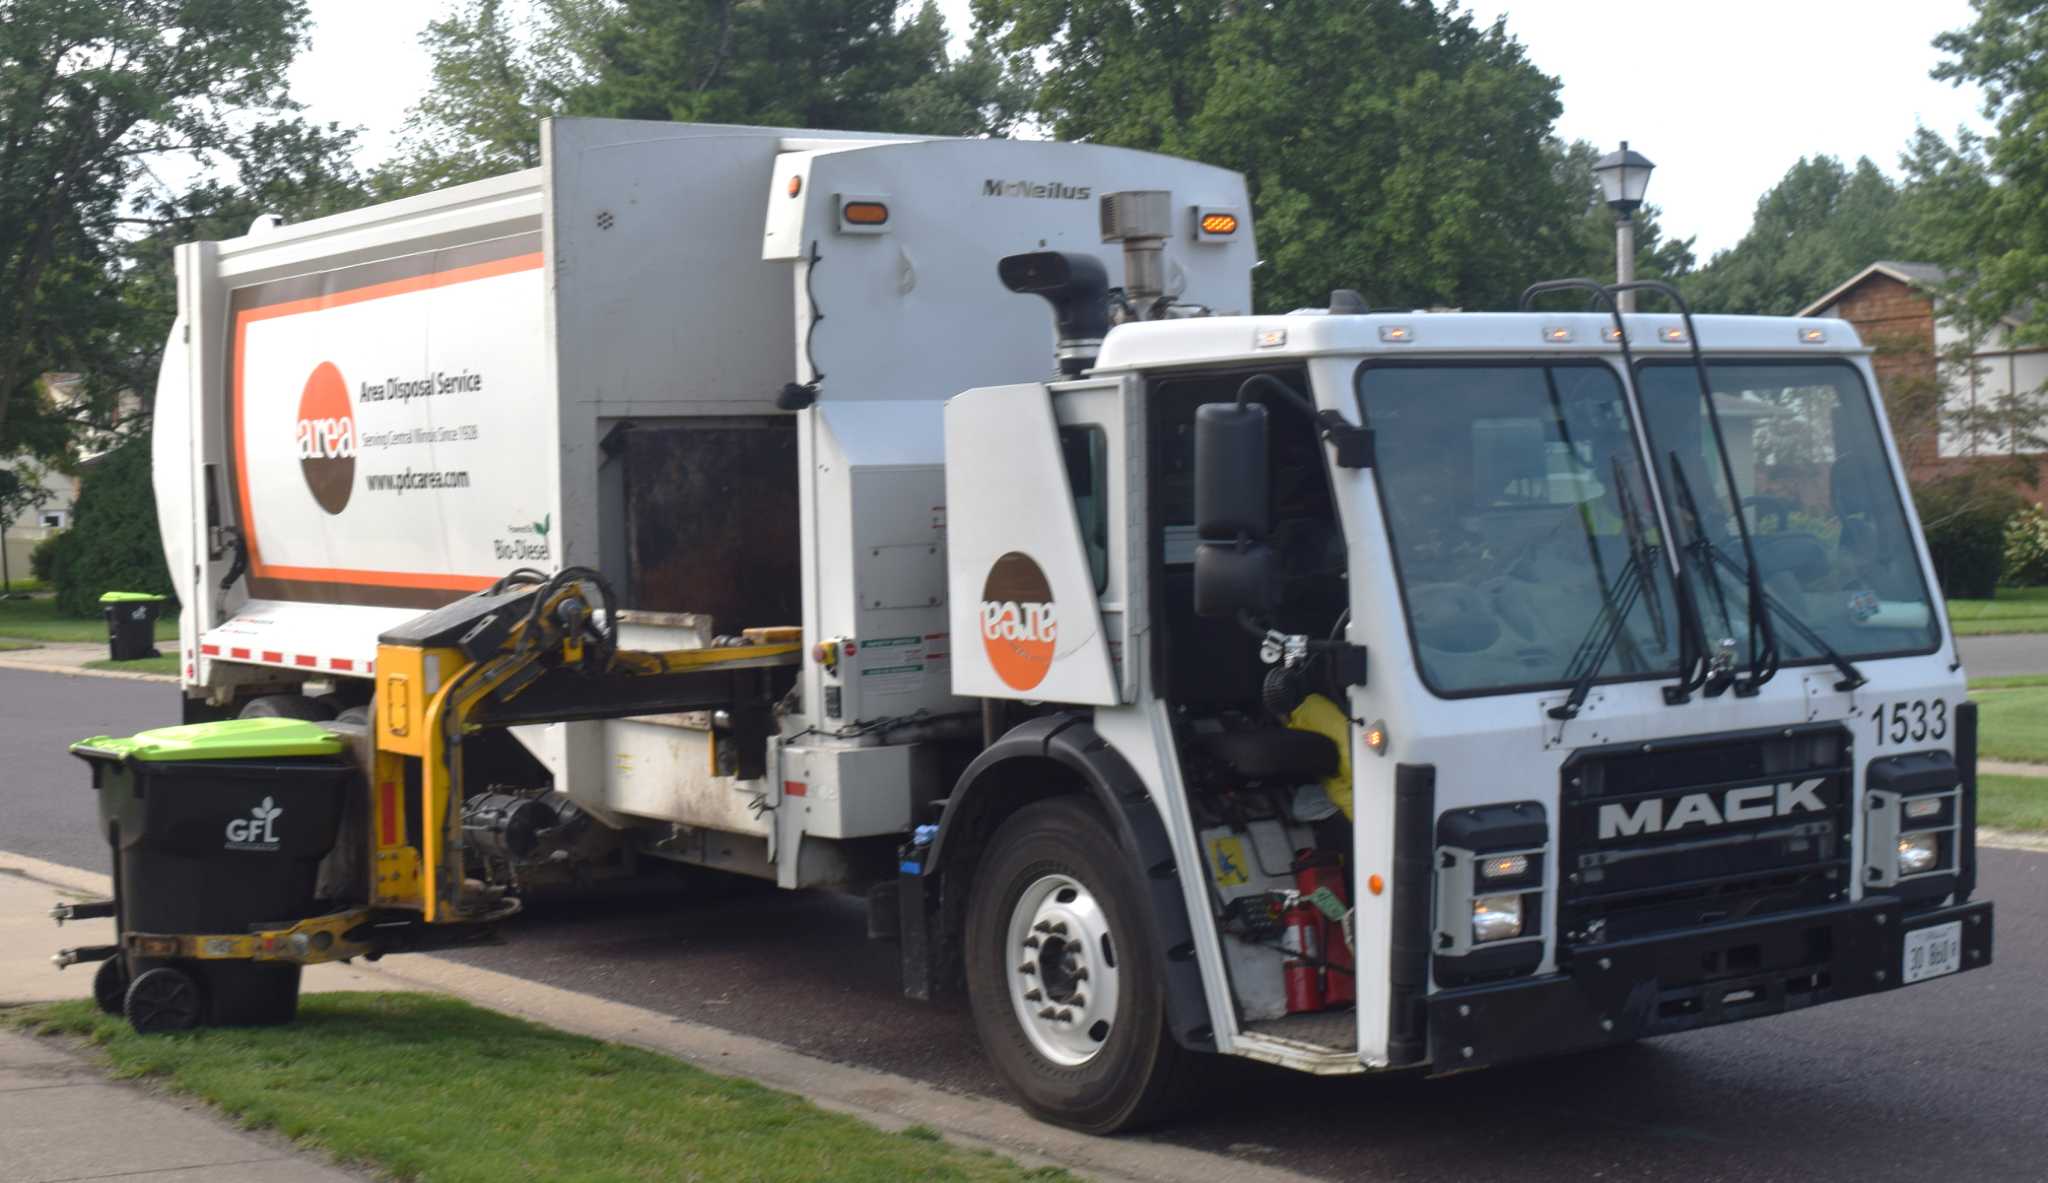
(1192, 402), (1274, 618)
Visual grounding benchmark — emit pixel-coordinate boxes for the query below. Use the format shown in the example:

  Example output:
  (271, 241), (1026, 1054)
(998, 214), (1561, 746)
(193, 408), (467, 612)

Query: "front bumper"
(1426, 897), (1993, 1073)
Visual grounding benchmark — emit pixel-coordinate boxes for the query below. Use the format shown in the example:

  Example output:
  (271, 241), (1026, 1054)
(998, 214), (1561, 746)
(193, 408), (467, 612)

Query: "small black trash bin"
(98, 591), (166, 661)
(73, 718), (356, 1029)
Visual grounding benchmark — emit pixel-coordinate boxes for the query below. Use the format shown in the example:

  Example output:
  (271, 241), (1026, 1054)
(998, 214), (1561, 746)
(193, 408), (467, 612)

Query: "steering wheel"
(1409, 582), (1502, 654)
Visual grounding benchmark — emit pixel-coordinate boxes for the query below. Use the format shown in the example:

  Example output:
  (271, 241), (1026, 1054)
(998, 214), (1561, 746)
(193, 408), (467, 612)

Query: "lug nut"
(1037, 1007), (1058, 1020)
(1018, 962), (1036, 976)
(1069, 994), (1085, 1008)
(1056, 1009), (1074, 1022)
(1033, 921), (1052, 934)
(1023, 988), (1042, 1002)
(1049, 921), (1068, 935)
(1023, 936), (1040, 949)
(1072, 967), (1088, 981)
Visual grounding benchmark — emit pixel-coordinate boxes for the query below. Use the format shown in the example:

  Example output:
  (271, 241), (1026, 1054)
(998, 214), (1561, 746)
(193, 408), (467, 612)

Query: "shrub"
(49, 431), (176, 616)
(2004, 502), (2048, 587)
(28, 531), (63, 583)
(1913, 474), (2024, 600)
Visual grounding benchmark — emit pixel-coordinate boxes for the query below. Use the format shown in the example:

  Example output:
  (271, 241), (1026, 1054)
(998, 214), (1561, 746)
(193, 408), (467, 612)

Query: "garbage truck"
(77, 117), (1990, 1133)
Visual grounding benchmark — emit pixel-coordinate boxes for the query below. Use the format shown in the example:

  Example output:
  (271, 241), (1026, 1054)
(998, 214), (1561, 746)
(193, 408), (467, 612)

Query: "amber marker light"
(787, 175), (802, 197)
(842, 200), (889, 225)
(1200, 212), (1238, 235)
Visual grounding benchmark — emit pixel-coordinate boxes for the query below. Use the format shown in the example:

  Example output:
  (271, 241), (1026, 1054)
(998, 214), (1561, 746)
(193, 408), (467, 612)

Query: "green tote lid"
(72, 717), (342, 763)
(98, 591), (167, 604)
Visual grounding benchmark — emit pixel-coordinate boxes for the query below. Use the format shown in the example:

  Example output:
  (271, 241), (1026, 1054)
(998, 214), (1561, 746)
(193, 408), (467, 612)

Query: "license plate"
(1902, 921), (1963, 984)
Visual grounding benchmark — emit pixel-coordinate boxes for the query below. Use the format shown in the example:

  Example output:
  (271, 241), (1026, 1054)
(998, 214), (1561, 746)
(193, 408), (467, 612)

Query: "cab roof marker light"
(1254, 328), (1287, 349)
(1379, 325), (1413, 343)
(1543, 325), (1573, 343)
(1602, 326), (1626, 343)
(1659, 325), (1688, 343)
(1800, 326), (1828, 344)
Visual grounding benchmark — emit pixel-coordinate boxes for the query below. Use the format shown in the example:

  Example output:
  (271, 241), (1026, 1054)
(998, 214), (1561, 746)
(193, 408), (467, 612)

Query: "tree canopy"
(1682, 156), (1911, 316)
(1906, 0), (2048, 347)
(973, 0), (1630, 312)
(0, 0), (332, 459)
(388, 0), (1030, 194)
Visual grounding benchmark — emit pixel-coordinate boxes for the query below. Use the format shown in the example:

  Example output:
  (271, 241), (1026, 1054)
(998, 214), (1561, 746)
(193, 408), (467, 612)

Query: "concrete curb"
(0, 852), (1321, 1183)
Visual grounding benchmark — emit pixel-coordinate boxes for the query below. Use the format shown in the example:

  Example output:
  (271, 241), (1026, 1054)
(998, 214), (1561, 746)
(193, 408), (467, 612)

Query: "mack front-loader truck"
(114, 118), (1987, 1132)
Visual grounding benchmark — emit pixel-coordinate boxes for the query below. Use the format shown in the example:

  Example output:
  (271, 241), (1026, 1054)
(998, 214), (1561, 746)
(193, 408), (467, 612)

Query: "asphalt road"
(6, 667), (2045, 1181)
(1957, 633), (2048, 679)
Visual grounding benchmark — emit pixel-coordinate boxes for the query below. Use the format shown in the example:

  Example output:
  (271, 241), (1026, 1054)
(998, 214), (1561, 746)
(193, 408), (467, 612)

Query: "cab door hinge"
(1316, 411), (1373, 468)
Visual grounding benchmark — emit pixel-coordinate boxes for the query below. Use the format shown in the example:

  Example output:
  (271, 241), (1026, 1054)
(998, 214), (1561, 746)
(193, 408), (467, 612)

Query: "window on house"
(38, 511), (65, 530)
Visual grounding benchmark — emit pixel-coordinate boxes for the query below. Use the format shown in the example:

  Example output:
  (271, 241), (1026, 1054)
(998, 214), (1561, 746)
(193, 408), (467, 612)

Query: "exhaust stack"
(1100, 190), (1173, 316)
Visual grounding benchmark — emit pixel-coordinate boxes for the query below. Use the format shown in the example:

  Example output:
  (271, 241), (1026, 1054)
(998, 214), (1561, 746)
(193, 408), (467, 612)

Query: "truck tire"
(239, 694), (336, 722)
(964, 796), (1195, 1133)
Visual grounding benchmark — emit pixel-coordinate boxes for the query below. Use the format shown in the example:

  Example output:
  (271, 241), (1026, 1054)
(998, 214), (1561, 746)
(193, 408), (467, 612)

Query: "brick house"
(1800, 261), (2047, 490)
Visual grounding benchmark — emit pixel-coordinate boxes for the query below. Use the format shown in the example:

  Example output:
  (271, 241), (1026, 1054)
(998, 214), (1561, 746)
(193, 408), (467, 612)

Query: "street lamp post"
(1593, 141), (1655, 312)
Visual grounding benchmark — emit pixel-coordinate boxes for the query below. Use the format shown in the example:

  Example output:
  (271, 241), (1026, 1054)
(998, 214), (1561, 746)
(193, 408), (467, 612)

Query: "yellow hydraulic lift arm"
(368, 568), (799, 923)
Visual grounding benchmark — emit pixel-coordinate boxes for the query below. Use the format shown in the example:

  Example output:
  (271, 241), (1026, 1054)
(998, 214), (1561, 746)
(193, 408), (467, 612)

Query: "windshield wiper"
(1665, 456), (1866, 693)
(1549, 458), (1667, 721)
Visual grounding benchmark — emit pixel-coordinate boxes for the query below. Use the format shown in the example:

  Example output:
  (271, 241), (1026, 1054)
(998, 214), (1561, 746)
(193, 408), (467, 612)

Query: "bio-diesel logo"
(980, 551), (1056, 691)
(296, 361), (356, 514)
(225, 796), (284, 851)
(1596, 778), (1828, 840)
(982, 178), (1092, 201)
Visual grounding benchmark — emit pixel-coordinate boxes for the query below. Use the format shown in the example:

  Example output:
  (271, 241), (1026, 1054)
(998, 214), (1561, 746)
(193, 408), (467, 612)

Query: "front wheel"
(964, 796), (1196, 1133)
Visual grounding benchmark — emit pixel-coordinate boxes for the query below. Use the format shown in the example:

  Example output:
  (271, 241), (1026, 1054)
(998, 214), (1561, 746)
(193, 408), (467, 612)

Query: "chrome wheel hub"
(1006, 872), (1120, 1066)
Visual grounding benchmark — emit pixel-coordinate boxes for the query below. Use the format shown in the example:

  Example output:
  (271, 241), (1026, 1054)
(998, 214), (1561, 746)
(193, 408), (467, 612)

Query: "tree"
(0, 459), (51, 593)
(1684, 156), (1911, 316)
(386, 0), (1032, 196)
(972, 0), (1641, 313)
(45, 429), (173, 615)
(0, 0), (314, 458)
(1910, 0), (2048, 350)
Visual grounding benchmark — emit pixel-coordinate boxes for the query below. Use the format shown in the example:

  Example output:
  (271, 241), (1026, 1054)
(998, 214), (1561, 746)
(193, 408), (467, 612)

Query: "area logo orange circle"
(979, 551), (1056, 691)
(296, 361), (356, 515)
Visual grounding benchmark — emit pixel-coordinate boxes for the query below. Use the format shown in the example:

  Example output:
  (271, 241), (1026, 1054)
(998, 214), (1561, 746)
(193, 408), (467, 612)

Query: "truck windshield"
(1634, 359), (1941, 668)
(1357, 361), (1679, 696)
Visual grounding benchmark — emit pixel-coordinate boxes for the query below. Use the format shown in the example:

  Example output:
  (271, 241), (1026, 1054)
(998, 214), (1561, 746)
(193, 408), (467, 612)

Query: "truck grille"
(1558, 725), (1852, 945)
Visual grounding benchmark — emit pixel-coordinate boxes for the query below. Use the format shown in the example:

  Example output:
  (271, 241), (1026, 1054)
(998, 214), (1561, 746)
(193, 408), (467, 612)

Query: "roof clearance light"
(1800, 326), (1828, 344)
(1603, 326), (1626, 343)
(1379, 325), (1413, 343)
(842, 200), (888, 225)
(1659, 326), (1688, 343)
(1255, 328), (1288, 349)
(1200, 212), (1238, 235)
(788, 175), (802, 198)
(1543, 326), (1573, 343)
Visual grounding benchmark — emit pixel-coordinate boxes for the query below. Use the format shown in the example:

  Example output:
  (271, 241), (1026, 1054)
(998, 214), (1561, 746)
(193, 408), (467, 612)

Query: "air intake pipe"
(997, 250), (1110, 377)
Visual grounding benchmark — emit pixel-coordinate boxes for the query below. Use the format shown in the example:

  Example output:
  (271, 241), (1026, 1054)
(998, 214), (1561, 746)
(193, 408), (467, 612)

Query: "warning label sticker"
(856, 633), (948, 698)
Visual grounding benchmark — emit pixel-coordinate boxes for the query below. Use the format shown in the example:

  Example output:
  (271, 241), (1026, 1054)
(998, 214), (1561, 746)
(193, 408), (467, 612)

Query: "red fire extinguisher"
(1281, 897), (1323, 1014)
(1294, 850), (1355, 1008)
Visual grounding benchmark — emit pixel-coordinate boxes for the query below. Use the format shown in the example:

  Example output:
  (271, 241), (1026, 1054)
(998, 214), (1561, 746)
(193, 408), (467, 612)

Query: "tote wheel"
(126, 967), (204, 1034)
(92, 957), (128, 1016)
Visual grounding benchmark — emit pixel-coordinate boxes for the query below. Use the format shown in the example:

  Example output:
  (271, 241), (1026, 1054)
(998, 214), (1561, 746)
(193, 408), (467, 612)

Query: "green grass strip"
(1979, 774), (2048, 832)
(1968, 684), (2048, 765)
(0, 596), (176, 644)
(10, 993), (1071, 1183)
(83, 654), (180, 675)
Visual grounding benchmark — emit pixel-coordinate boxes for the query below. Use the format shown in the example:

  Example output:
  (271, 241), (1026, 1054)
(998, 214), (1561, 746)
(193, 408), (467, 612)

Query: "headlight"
(1472, 893), (1524, 943)
(1896, 832), (1940, 876)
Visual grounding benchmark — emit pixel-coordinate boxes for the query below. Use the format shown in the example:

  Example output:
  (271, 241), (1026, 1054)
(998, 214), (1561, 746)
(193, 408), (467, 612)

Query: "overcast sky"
(289, 0), (1990, 259)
